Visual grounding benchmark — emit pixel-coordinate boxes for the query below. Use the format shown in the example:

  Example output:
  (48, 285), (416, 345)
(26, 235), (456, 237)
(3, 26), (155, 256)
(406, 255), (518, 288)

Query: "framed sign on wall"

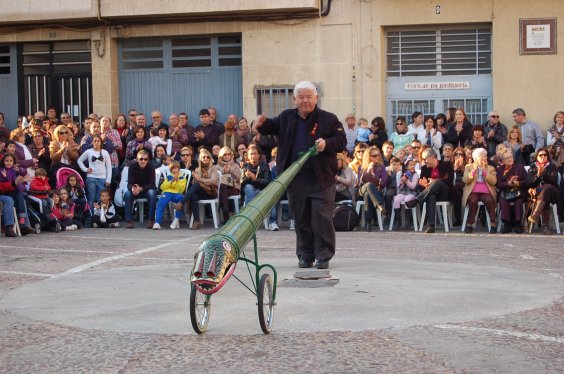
(520, 18), (557, 55)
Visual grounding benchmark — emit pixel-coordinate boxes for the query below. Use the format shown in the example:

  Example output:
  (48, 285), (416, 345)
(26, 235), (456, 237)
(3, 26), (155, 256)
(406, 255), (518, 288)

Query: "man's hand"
(315, 138), (326, 152)
(195, 130), (205, 140)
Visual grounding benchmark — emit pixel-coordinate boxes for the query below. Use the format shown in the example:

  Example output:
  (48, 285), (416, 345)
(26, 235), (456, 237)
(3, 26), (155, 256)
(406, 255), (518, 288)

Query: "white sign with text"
(405, 81), (470, 90)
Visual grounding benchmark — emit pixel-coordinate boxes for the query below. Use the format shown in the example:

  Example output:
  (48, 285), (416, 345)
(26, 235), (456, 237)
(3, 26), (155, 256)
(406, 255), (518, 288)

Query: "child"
(385, 157), (403, 219)
(66, 174), (87, 212)
(52, 188), (82, 231)
(77, 135), (111, 212)
(356, 118), (371, 144)
(146, 127), (167, 153)
(153, 161), (187, 230)
(0, 153), (28, 226)
(391, 159), (420, 229)
(92, 189), (119, 228)
(29, 167), (52, 215)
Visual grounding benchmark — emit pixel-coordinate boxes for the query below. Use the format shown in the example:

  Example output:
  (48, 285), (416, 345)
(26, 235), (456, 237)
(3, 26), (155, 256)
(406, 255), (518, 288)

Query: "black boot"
(392, 209), (401, 230)
(365, 220), (372, 232)
(501, 220), (511, 233)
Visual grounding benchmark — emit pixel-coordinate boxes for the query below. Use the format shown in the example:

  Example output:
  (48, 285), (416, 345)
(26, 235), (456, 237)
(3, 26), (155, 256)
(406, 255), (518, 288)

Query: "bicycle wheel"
(257, 273), (274, 334)
(190, 284), (211, 334)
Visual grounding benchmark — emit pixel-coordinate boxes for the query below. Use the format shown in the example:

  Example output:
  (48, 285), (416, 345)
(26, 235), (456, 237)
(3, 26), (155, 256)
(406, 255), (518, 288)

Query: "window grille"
(387, 27), (491, 77)
(443, 98), (489, 125)
(256, 87), (294, 117)
(22, 41), (91, 75)
(389, 99), (435, 126)
(0, 46), (10, 74)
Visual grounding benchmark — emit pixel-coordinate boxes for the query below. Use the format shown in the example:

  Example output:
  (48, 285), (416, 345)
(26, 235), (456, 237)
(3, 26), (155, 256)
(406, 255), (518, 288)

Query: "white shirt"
(344, 126), (358, 153)
(77, 148), (112, 183)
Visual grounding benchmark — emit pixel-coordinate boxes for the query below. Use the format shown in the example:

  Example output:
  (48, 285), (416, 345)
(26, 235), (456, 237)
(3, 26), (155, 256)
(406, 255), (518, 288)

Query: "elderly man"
(405, 148), (453, 233)
(168, 113), (189, 156)
(60, 112), (72, 125)
(147, 110), (167, 135)
(256, 80), (346, 269)
(512, 108), (544, 165)
(483, 111), (508, 157)
(343, 113), (358, 155)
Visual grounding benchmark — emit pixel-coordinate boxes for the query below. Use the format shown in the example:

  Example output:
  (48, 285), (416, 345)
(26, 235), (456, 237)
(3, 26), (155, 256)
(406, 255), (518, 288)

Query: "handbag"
(221, 173), (234, 187)
(500, 188), (522, 201)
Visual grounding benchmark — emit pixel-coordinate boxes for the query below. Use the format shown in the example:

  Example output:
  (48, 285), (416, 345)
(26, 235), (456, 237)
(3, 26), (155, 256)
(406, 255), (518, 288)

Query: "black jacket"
(258, 106), (346, 189)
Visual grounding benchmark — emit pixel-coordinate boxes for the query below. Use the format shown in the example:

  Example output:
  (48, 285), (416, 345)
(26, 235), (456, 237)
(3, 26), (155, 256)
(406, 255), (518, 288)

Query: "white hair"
(472, 147), (487, 161)
(294, 81), (318, 95)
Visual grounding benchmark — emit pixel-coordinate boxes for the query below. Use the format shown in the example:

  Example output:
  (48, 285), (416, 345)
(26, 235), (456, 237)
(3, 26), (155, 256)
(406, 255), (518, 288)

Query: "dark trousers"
(287, 180), (336, 263)
(499, 196), (525, 223)
(466, 192), (496, 225)
(416, 180), (450, 225)
(183, 183), (215, 220)
(219, 185), (240, 215)
(93, 215), (118, 228)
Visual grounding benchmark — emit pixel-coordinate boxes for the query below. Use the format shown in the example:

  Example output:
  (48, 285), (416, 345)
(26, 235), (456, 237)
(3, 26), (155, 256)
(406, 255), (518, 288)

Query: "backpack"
(333, 204), (359, 231)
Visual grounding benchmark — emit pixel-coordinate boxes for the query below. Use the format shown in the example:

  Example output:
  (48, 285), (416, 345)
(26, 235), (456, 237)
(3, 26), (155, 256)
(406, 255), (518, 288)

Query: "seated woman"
(525, 148), (559, 234)
(462, 148), (497, 234)
(465, 125), (488, 150)
(390, 116), (414, 156)
(125, 126), (149, 166)
(358, 145), (388, 231)
(178, 148), (219, 230)
(496, 148), (527, 234)
(179, 146), (198, 171)
(452, 147), (468, 226)
(150, 144), (168, 170)
(49, 125), (80, 187)
(241, 144), (271, 206)
(335, 153), (354, 203)
(217, 146), (241, 223)
(153, 161), (188, 230)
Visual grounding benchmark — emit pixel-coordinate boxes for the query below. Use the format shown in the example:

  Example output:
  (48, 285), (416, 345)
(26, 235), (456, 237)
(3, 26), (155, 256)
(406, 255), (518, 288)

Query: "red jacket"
(30, 177), (51, 199)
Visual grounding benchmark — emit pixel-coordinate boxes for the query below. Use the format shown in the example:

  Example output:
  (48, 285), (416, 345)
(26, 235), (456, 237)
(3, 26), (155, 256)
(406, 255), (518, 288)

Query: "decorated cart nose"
(189, 144), (318, 334)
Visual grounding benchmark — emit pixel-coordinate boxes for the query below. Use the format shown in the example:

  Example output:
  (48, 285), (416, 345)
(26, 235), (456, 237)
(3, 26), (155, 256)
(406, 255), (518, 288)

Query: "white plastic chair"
(355, 200), (384, 231)
(389, 201), (419, 231)
(461, 201), (492, 232)
(419, 201), (452, 232)
(189, 170), (221, 229)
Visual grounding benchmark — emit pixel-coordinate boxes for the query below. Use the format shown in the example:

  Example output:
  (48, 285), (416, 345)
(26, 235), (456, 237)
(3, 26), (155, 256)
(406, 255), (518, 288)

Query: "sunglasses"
(223, 153), (233, 156)
(396, 123), (405, 126)
(201, 155), (211, 159)
(490, 115), (500, 118)
(412, 146), (421, 149)
(370, 154), (381, 157)
(537, 154), (548, 157)
(59, 131), (68, 134)
(181, 153), (191, 157)
(455, 153), (464, 157)
(138, 158), (149, 161)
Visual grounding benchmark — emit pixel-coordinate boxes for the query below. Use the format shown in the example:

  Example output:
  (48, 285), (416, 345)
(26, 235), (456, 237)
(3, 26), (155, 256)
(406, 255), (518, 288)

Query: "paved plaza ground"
(0, 222), (563, 373)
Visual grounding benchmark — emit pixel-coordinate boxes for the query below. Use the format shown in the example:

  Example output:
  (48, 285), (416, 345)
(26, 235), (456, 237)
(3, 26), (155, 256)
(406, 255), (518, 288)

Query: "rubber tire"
(189, 284), (211, 334)
(257, 273), (274, 334)
(34, 223), (41, 234)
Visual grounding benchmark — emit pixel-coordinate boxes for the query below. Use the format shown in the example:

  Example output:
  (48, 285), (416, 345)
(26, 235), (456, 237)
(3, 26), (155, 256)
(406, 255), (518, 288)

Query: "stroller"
(25, 193), (61, 234)
(56, 167), (92, 227)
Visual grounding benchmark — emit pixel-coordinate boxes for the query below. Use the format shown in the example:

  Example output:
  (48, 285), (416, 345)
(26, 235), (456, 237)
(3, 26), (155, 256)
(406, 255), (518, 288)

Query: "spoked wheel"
(190, 284), (211, 334)
(257, 273), (275, 334)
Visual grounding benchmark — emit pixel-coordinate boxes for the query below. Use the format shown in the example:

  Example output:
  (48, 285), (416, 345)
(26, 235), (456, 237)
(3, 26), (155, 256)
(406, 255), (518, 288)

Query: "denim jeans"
(124, 189), (157, 222)
(0, 195), (15, 226)
(86, 177), (106, 211)
(155, 192), (184, 224)
(243, 184), (261, 205)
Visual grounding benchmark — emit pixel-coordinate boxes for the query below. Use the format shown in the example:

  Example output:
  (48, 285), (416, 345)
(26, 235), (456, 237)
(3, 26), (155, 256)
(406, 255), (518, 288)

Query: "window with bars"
(121, 35), (241, 70)
(256, 87), (295, 117)
(0, 46), (10, 74)
(443, 98), (489, 125)
(389, 99), (435, 126)
(387, 27), (491, 77)
(22, 41), (91, 75)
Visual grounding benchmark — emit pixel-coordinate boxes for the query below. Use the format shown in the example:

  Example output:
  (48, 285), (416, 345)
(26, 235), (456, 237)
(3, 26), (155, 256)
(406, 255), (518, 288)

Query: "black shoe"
(424, 224), (435, 233)
(405, 199), (418, 209)
(20, 226), (33, 236)
(298, 259), (313, 268)
(464, 226), (473, 234)
(489, 226), (497, 234)
(514, 225), (524, 234)
(315, 260), (329, 269)
(501, 225), (512, 234)
(453, 219), (462, 227)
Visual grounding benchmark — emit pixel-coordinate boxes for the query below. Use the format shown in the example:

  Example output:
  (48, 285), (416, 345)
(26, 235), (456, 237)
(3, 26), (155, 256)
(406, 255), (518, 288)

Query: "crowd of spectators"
(0, 105), (562, 237)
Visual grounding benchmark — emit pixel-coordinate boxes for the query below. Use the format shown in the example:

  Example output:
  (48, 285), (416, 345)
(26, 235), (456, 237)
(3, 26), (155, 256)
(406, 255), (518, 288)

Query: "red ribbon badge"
(311, 123), (318, 137)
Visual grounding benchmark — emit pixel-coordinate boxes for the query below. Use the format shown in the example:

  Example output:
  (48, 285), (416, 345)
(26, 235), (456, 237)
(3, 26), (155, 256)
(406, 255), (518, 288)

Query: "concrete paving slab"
(1, 257), (561, 336)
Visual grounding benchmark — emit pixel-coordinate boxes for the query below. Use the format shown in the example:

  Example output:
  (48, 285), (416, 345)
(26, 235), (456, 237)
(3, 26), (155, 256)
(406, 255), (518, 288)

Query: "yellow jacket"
(160, 173), (188, 194)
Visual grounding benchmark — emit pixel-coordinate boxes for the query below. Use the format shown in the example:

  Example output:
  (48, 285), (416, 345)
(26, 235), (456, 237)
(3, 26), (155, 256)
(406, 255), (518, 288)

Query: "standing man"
(256, 81), (346, 269)
(512, 108), (544, 164)
(194, 108), (223, 152)
(483, 110), (508, 157)
(343, 113), (358, 155)
(208, 107), (223, 127)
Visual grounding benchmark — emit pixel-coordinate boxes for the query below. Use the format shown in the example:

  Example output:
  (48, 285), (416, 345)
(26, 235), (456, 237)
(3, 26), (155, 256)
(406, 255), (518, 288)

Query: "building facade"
(0, 0), (562, 132)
